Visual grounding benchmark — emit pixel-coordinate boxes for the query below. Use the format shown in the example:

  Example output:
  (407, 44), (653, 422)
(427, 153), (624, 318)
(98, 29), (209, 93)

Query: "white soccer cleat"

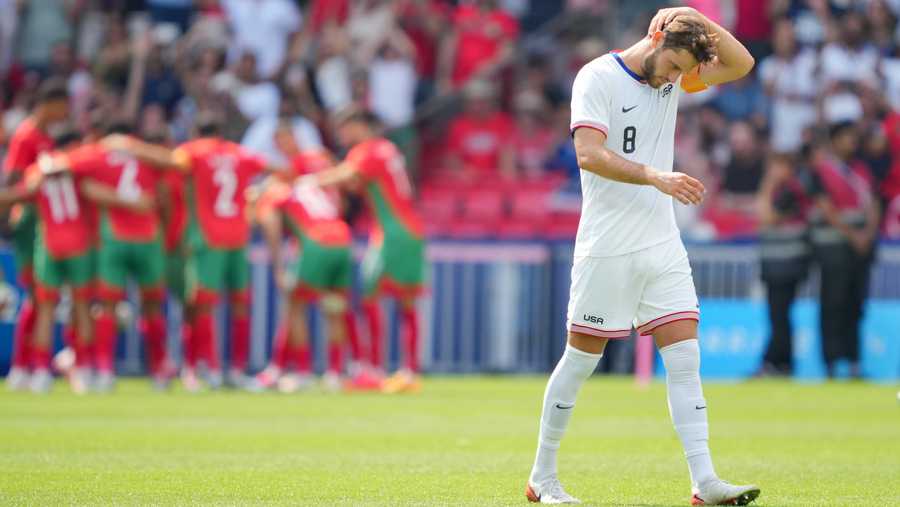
(246, 366), (281, 393)
(181, 368), (202, 393)
(5, 367), (31, 391)
(321, 372), (342, 393)
(226, 368), (251, 389)
(525, 478), (581, 504)
(94, 371), (116, 393)
(277, 373), (314, 394)
(29, 369), (53, 394)
(69, 367), (91, 395)
(691, 479), (760, 505)
(205, 370), (224, 390)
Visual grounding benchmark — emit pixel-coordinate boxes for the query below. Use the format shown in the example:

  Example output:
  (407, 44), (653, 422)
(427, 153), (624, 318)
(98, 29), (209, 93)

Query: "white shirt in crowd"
(369, 57), (417, 128)
(241, 115), (323, 166)
(316, 57), (353, 113)
(222, 0), (302, 79)
(758, 49), (819, 153)
(569, 53), (683, 258)
(820, 42), (880, 87)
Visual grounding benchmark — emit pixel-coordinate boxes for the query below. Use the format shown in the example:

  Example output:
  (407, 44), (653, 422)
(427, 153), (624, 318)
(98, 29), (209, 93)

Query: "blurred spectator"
(438, 0), (519, 92)
(807, 122), (880, 378)
(711, 75), (767, 125)
(16, 0), (75, 73)
(147, 0), (194, 34)
(306, 0), (351, 34)
(242, 100), (323, 166)
(0, 0), (16, 74)
(221, 0), (302, 79)
(315, 28), (353, 113)
(759, 18), (818, 154)
(733, 0), (773, 58)
(368, 31), (418, 129)
(141, 35), (184, 115)
(346, 0), (397, 62)
(211, 52), (279, 122)
(821, 11), (879, 88)
(396, 0), (450, 101)
(867, 0), (899, 54)
(756, 155), (811, 376)
(721, 122), (765, 198)
(544, 103), (580, 189)
(444, 80), (514, 176)
(510, 91), (555, 177)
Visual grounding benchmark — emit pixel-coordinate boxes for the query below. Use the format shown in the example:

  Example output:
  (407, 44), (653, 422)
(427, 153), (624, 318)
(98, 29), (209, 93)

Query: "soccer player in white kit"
(526, 8), (760, 506)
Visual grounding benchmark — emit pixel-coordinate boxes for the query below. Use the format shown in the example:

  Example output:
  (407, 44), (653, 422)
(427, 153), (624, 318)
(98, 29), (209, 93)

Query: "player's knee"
(659, 339), (700, 380)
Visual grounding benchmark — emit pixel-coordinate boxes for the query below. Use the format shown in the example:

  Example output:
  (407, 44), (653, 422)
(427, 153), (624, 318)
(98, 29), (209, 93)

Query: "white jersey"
(570, 53), (684, 258)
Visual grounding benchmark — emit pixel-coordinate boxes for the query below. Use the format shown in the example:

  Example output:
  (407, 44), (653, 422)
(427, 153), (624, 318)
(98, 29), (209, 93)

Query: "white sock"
(659, 339), (717, 489)
(530, 345), (602, 485)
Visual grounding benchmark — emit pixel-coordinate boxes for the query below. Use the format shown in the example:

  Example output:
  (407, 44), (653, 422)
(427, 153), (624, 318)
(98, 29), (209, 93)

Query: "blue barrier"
(1, 241), (898, 380)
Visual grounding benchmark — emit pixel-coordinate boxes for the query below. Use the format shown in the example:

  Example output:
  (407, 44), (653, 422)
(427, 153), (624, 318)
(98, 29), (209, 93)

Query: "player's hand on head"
(647, 7), (701, 35)
(649, 170), (705, 206)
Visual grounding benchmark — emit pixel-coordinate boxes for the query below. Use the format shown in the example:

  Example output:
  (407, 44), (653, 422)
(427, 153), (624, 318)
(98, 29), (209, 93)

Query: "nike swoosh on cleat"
(555, 403), (574, 410)
(622, 105), (638, 113)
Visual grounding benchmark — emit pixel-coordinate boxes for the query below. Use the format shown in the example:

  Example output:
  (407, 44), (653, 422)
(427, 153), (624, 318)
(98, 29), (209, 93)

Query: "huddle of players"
(2, 79), (426, 394)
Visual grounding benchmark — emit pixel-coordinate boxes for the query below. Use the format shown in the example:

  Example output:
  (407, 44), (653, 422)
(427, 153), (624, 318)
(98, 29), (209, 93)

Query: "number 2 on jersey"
(211, 155), (238, 217)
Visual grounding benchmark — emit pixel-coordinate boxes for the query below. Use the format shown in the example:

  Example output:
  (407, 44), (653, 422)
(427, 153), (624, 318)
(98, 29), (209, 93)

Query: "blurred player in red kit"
(107, 113), (284, 389)
(2, 78), (70, 391)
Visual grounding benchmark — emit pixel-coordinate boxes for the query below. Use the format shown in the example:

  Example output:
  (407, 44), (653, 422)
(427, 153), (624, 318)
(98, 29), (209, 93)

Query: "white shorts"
(566, 238), (699, 339)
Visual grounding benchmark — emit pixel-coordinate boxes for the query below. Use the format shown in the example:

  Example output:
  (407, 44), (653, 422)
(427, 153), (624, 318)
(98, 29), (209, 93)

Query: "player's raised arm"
(648, 7), (755, 87)
(101, 134), (188, 172)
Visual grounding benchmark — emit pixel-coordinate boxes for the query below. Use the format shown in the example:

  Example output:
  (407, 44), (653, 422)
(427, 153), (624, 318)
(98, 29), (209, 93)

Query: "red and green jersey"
(175, 138), (266, 249)
(66, 142), (161, 242)
(346, 138), (424, 242)
(3, 117), (53, 177)
(161, 170), (188, 251)
(260, 180), (351, 247)
(290, 149), (333, 176)
(25, 157), (96, 259)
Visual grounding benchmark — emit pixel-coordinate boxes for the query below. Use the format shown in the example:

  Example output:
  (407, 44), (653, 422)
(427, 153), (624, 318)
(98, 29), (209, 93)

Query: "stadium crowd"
(1, 0), (899, 389)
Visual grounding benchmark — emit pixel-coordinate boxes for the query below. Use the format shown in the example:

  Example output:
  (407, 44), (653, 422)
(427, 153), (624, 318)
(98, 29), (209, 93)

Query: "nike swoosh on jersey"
(622, 105), (638, 113)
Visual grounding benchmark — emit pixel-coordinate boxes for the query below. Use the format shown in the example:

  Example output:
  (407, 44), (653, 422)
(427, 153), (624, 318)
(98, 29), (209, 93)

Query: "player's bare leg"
(226, 294), (252, 388)
(654, 320), (759, 506)
(180, 303), (201, 392)
(526, 332), (605, 504)
(321, 293), (348, 393)
(30, 300), (57, 393)
(69, 299), (94, 394)
(280, 299), (313, 393)
(382, 295), (422, 394)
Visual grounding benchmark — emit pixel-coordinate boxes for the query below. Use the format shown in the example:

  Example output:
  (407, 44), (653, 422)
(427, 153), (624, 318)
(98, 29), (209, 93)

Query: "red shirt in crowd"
(451, 5), (519, 86)
(397, 0), (451, 78)
(445, 111), (514, 173)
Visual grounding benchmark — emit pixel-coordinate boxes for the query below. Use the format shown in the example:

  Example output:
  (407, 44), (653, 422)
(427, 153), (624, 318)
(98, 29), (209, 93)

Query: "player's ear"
(651, 31), (665, 47)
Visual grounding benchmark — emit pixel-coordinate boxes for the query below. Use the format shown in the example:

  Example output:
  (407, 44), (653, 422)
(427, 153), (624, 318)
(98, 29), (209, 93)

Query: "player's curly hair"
(661, 18), (717, 65)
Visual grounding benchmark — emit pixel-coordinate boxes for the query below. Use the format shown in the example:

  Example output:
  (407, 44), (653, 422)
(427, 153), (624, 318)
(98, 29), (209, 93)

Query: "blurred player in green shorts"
(25, 129), (97, 393)
(251, 148), (359, 392)
(64, 123), (171, 391)
(1, 78), (69, 390)
(314, 109), (427, 394)
(105, 113), (284, 389)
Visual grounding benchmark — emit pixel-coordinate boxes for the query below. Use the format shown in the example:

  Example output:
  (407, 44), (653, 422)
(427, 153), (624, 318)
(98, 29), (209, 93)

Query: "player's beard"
(641, 48), (667, 89)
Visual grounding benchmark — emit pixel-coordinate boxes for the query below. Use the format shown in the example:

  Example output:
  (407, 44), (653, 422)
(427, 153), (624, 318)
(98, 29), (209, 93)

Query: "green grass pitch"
(1, 377), (899, 506)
